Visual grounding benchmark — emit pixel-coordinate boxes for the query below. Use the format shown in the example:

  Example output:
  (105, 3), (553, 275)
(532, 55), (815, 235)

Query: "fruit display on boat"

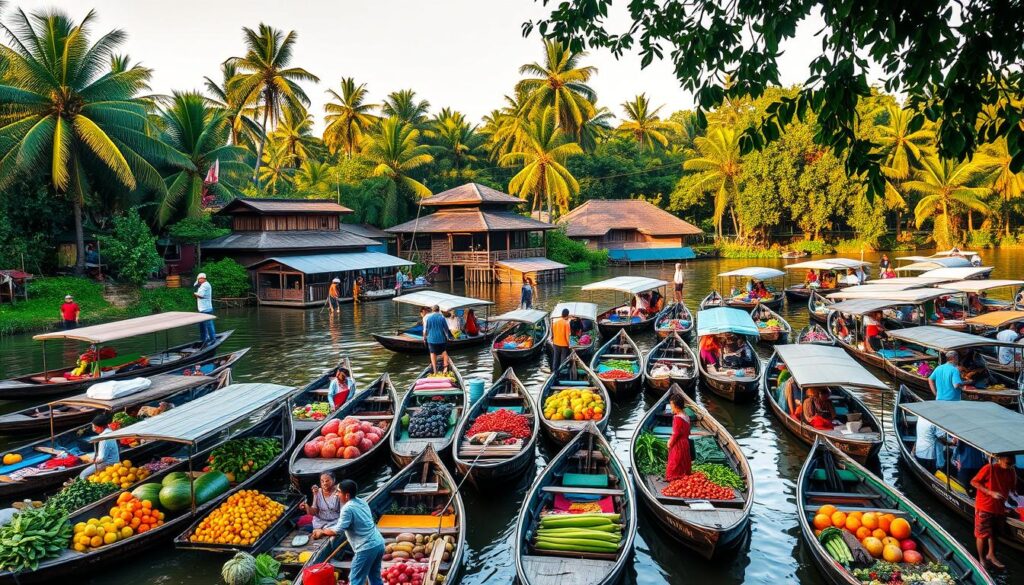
(44, 478), (120, 515)
(383, 532), (455, 565)
(206, 437), (280, 482)
(0, 505), (72, 571)
(86, 459), (150, 489)
(464, 409), (531, 439)
(542, 389), (604, 421)
(495, 334), (534, 349)
(596, 358), (638, 380)
(301, 416), (387, 459)
(188, 490), (285, 546)
(70, 492), (164, 552)
(292, 402), (331, 421)
(2, 452), (23, 465)
(408, 402), (453, 438)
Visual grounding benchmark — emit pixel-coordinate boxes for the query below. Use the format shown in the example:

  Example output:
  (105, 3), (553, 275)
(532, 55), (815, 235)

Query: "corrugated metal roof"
(494, 308), (548, 324)
(338, 223), (391, 239)
(560, 199), (702, 237)
(550, 302), (598, 321)
(420, 183), (523, 207)
(942, 279), (1024, 293)
(202, 230), (379, 251)
(785, 259), (870, 270)
(218, 198), (352, 215)
(918, 266), (994, 280)
(886, 325), (1017, 350)
(386, 209), (555, 234)
(496, 257), (567, 272)
(34, 312), (214, 343)
(828, 298), (907, 315)
(52, 374), (216, 410)
(249, 252), (413, 274)
(607, 247), (696, 261)
(901, 400), (1024, 455)
(696, 307), (759, 336)
(774, 345), (888, 390)
(828, 287), (960, 302)
(896, 257), (972, 272)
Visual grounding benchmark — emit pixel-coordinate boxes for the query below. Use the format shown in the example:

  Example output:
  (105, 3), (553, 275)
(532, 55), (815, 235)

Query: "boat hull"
(372, 331), (493, 354)
(389, 365), (467, 468)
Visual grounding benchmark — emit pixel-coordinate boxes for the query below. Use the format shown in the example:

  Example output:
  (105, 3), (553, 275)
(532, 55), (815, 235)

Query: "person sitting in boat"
(649, 290), (664, 313)
(862, 310), (887, 353)
(996, 322), (1024, 366)
(966, 292), (985, 315)
(631, 292), (650, 318)
(782, 377), (803, 420)
(79, 413), (119, 479)
(463, 308), (480, 337)
(820, 271), (836, 289)
(721, 335), (753, 369)
(748, 281), (770, 300)
(970, 253), (982, 267)
(301, 471), (342, 531)
(328, 368), (356, 409)
(833, 316), (853, 344)
(805, 269), (819, 288)
(914, 415), (946, 473)
(957, 349), (990, 389)
(445, 310), (463, 338)
(844, 268), (860, 286)
(882, 266), (896, 279)
(698, 335), (722, 369)
(879, 254), (890, 272)
(802, 388), (837, 430)
(665, 391), (693, 482)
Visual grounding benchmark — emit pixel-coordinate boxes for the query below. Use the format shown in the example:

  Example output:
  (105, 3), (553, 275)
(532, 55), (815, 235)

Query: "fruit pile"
(382, 532), (455, 563)
(207, 438), (280, 482)
(543, 389), (604, 421)
(381, 561), (430, 585)
(812, 505), (922, 565)
(86, 459), (150, 489)
(757, 318), (782, 330)
(495, 334), (534, 349)
(464, 409), (531, 439)
(661, 473), (735, 500)
(408, 402), (453, 438)
(292, 402), (331, 421)
(71, 492), (164, 552)
(189, 490), (285, 546)
(302, 417), (387, 459)
(2, 452), (22, 465)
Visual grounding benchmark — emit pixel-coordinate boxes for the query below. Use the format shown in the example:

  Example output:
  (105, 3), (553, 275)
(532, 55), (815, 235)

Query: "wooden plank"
(541, 486), (624, 496)
(520, 554), (616, 585)
(805, 491), (883, 500)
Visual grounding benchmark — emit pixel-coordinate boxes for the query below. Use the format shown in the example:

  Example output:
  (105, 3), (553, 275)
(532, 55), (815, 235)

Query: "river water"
(1, 249), (1022, 584)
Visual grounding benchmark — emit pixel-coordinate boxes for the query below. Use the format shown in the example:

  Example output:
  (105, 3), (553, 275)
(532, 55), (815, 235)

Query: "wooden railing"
(400, 247), (546, 266)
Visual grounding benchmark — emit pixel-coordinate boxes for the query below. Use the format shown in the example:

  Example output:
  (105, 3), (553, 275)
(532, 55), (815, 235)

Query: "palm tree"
(482, 90), (531, 161)
(428, 108), (485, 179)
(906, 155), (992, 248)
(226, 23), (319, 184)
(364, 117), (434, 226)
(875, 105), (934, 231)
(293, 159), (336, 196)
(157, 92), (249, 226)
(257, 141), (296, 194)
(204, 62), (262, 149)
(516, 40), (597, 136)
(0, 8), (191, 273)
(682, 127), (743, 239)
(499, 107), (583, 218)
(323, 77), (379, 157)
(578, 103), (614, 153)
(616, 94), (681, 150)
(381, 89), (430, 126)
(980, 138), (1024, 236)
(270, 106), (318, 167)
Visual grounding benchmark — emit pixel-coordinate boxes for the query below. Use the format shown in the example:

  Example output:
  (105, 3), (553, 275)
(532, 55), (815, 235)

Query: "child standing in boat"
(665, 392), (693, 481)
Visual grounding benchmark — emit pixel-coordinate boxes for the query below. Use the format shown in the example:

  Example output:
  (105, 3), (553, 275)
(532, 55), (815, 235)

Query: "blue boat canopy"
(696, 307), (759, 337)
(248, 251), (413, 274)
(607, 247), (696, 262)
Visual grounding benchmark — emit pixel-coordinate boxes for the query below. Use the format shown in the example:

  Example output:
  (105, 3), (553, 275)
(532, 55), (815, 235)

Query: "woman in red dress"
(665, 391), (693, 481)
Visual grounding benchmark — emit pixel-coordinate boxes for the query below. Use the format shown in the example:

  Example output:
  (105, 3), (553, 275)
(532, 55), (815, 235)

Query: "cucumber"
(535, 535), (619, 550)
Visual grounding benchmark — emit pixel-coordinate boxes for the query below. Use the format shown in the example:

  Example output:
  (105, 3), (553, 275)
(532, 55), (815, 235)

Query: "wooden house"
(560, 199), (703, 263)
(386, 183), (565, 283)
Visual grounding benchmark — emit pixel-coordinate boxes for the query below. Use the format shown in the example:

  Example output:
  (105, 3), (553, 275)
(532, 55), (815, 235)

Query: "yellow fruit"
(298, 551), (312, 563)
(84, 525), (97, 538)
(120, 526), (133, 538)
(73, 543), (86, 552)
(882, 544), (903, 563)
(863, 537), (884, 558)
(103, 532), (117, 545)
(90, 536), (103, 548)
(74, 522), (86, 533)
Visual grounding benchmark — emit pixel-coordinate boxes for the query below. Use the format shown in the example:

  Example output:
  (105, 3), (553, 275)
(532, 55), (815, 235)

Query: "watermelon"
(162, 471), (191, 486)
(132, 482), (164, 507)
(159, 480), (193, 511)
(193, 471), (230, 505)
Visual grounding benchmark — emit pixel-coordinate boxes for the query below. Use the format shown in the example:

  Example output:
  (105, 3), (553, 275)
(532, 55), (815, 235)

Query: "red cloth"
(464, 314), (479, 336)
(331, 388), (350, 409)
(808, 415), (833, 430)
(665, 413), (693, 481)
(973, 464), (1018, 515)
(60, 302), (79, 321)
(552, 494), (615, 513)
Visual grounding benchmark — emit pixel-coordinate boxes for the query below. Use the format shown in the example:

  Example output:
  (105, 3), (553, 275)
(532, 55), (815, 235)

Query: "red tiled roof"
(419, 183), (524, 207)
(386, 208), (555, 234)
(560, 199), (702, 237)
(218, 197), (352, 215)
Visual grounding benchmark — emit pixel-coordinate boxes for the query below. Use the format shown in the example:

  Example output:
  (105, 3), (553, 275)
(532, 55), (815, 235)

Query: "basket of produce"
(177, 490), (298, 552)
(542, 389), (605, 422)
(292, 402), (331, 422)
(301, 416), (388, 460)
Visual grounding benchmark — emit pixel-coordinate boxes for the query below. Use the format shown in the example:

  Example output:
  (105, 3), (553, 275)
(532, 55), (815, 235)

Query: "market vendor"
(312, 480), (386, 585)
(301, 471), (342, 530)
(464, 308), (480, 337)
(79, 413), (119, 479)
(929, 351), (964, 401)
(721, 335), (753, 369)
(328, 368), (356, 409)
(665, 392), (693, 481)
(802, 388), (836, 430)
(958, 349), (990, 389)
(698, 335), (721, 369)
(862, 310), (887, 352)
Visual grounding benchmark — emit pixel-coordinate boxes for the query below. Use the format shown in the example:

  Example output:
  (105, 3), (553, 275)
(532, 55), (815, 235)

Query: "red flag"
(204, 159), (220, 185)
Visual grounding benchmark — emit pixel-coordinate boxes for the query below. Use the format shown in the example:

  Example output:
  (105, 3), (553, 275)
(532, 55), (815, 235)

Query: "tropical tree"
(157, 92), (249, 226)
(293, 159), (336, 195)
(616, 94), (681, 150)
(482, 90), (531, 161)
(270, 106), (318, 167)
(0, 8), (191, 273)
(981, 138), (1024, 236)
(257, 141), (296, 194)
(516, 40), (597, 136)
(907, 155), (993, 248)
(364, 117), (434, 226)
(203, 62), (261, 148)
(427, 109), (485, 179)
(323, 77), (378, 157)
(226, 23), (319, 183)
(874, 105), (934, 230)
(500, 107), (583, 218)
(381, 89), (430, 126)
(682, 127), (743, 239)
(578, 103), (614, 153)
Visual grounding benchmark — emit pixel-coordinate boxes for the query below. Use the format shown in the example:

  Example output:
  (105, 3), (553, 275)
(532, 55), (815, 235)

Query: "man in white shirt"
(914, 414), (945, 473)
(193, 273), (216, 344)
(844, 269), (860, 286)
(673, 263), (684, 302)
(79, 413), (120, 479)
(996, 323), (1024, 365)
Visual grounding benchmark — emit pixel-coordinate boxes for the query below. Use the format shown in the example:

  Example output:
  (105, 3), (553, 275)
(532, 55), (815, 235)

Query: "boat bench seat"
(805, 491), (882, 501)
(562, 472), (609, 488)
(542, 486), (624, 496)
(487, 406), (523, 413)
(809, 469), (859, 483)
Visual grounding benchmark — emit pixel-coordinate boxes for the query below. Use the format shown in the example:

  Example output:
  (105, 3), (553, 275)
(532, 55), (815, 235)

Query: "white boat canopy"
(581, 276), (668, 294)
(918, 266), (993, 280)
(941, 279), (1024, 293)
(886, 326), (1019, 351)
(717, 267), (785, 280)
(895, 257), (972, 272)
(550, 302), (598, 321)
(931, 249), (979, 257)
(900, 400), (1024, 455)
(824, 258), (873, 269)
(827, 287), (961, 302)
(393, 291), (493, 311)
(895, 256), (933, 263)
(829, 283), (928, 297)
(493, 308), (548, 324)
(33, 312), (215, 344)
(774, 345), (888, 390)
(865, 276), (951, 286)
(51, 374), (215, 411)
(966, 310), (1024, 328)
(95, 382), (295, 444)
(828, 298), (908, 315)
(784, 259), (868, 271)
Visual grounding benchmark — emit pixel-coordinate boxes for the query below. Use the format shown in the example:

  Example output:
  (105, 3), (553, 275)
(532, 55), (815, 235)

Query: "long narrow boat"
(372, 291), (504, 353)
(0, 348), (249, 436)
(453, 368), (539, 484)
(797, 438), (994, 585)
(538, 352), (611, 445)
(654, 301), (694, 340)
(0, 374), (222, 500)
(545, 302), (600, 362)
(698, 290), (723, 310)
(290, 357), (357, 433)
(293, 444), (465, 585)
(826, 298), (903, 370)
(750, 303), (792, 344)
(491, 309), (550, 367)
(390, 363), (468, 467)
(643, 332), (697, 397)
(515, 422), (636, 585)
(582, 276), (669, 337)
(0, 383), (297, 584)
(808, 289), (833, 324)
(796, 323), (836, 346)
(763, 345), (886, 462)
(696, 308), (763, 402)
(630, 386), (752, 558)
(783, 259), (871, 302)
(173, 487), (303, 556)
(894, 387), (1024, 550)
(590, 329), (643, 398)
(714, 267), (786, 311)
(966, 310), (1024, 376)
(828, 286), (972, 332)
(288, 374), (397, 489)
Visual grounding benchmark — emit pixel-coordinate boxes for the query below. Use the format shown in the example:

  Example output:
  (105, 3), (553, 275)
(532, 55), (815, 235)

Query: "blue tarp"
(250, 251), (413, 274)
(607, 247), (696, 262)
(696, 307), (760, 337)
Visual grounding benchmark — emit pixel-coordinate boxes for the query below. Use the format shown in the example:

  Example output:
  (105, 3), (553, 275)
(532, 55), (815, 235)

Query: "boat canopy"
(931, 249), (979, 257)
(827, 287), (960, 302)
(965, 310), (1024, 328)
(95, 383), (295, 444)
(828, 298), (906, 315)
(895, 256), (932, 263)
(830, 283), (928, 296)
(896, 257), (972, 272)
(33, 312), (215, 344)
(717, 267), (785, 280)
(50, 374), (215, 411)
(900, 400), (1024, 455)
(886, 326), (1019, 351)
(918, 266), (993, 280)
(581, 276), (667, 294)
(939, 279), (1024, 293)
(493, 308), (547, 324)
(550, 302), (598, 321)
(774, 345), (888, 390)
(784, 259), (868, 271)
(866, 276), (950, 286)
(696, 307), (759, 337)
(393, 291), (492, 311)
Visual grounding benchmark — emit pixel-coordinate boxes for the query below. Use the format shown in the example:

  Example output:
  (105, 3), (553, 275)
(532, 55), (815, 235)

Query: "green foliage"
(545, 228), (607, 272)
(719, 241), (779, 259)
(167, 215), (230, 244)
(0, 178), (65, 273)
(137, 287), (196, 313)
(790, 240), (835, 255)
(833, 239), (876, 254)
(99, 210), (164, 286)
(197, 258), (251, 298)
(967, 228), (996, 249)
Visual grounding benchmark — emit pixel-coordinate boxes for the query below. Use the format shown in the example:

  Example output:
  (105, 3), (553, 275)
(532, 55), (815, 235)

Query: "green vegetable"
(253, 552), (281, 581)
(0, 506), (73, 572)
(193, 471), (230, 505)
(534, 538), (619, 553)
(535, 528), (621, 542)
(692, 463), (746, 490)
(112, 412), (139, 427)
(818, 527), (851, 564)
(222, 551), (257, 585)
(208, 438), (281, 481)
(44, 479), (120, 516)
(634, 431), (668, 475)
(534, 524), (619, 533)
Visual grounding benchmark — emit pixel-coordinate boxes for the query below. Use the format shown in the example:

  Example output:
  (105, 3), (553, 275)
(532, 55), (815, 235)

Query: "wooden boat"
(696, 308), (763, 402)
(590, 330), (643, 398)
(894, 386), (1024, 550)
(629, 386), (753, 558)
(715, 267), (786, 311)
(372, 290), (504, 354)
(826, 299), (897, 370)
(290, 357), (357, 433)
(699, 290), (723, 310)
(545, 302), (600, 362)
(582, 276), (669, 337)
(643, 332), (697, 397)
(452, 368), (539, 484)
(0, 348), (249, 436)
(783, 259), (871, 302)
(796, 323), (836, 346)
(750, 303), (791, 344)
(491, 308), (550, 366)
(0, 383), (297, 584)
(785, 283), (843, 302)
(293, 444), (465, 585)
(830, 286), (972, 332)
(288, 374), (397, 489)
(797, 437), (994, 585)
(780, 250), (809, 259)
(515, 422), (637, 585)
(807, 289), (833, 324)
(538, 352), (611, 445)
(763, 345), (886, 462)
(389, 364), (468, 467)
(174, 485), (303, 555)
(654, 301), (694, 340)
(966, 310), (1024, 376)
(0, 311), (233, 400)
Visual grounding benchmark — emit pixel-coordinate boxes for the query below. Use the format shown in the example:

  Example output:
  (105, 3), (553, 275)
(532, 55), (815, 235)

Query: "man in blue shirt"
(79, 413), (120, 479)
(928, 351), (964, 401)
(423, 304), (452, 373)
(313, 479), (385, 585)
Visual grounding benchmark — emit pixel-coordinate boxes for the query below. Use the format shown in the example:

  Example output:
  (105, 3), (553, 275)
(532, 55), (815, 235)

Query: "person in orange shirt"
(327, 278), (341, 313)
(551, 308), (572, 370)
(971, 454), (1018, 570)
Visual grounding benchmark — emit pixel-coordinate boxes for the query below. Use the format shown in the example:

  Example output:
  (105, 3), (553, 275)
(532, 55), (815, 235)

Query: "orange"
(845, 516), (861, 532)
(882, 544), (903, 563)
(882, 536), (900, 549)
(862, 537), (884, 558)
(861, 512), (878, 530)
(878, 514), (894, 534)
(848, 511), (863, 521)
(817, 504), (838, 518)
(830, 511), (847, 528)
(872, 529), (887, 540)
(138, 524), (150, 533)
(856, 526), (872, 540)
(889, 518), (911, 540)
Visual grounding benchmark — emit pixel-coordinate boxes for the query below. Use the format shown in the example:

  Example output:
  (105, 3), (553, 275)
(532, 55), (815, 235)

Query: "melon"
(194, 471), (230, 504)
(162, 471), (191, 486)
(322, 419), (341, 436)
(303, 441), (321, 458)
(320, 443), (338, 458)
(131, 482), (163, 506)
(342, 446), (360, 459)
(159, 480), (194, 511)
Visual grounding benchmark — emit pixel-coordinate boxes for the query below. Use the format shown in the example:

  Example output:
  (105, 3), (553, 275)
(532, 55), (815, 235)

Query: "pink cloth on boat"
(552, 494), (615, 513)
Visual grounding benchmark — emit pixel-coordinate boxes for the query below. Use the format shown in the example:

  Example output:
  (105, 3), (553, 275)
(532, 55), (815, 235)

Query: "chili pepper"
(464, 409), (531, 439)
